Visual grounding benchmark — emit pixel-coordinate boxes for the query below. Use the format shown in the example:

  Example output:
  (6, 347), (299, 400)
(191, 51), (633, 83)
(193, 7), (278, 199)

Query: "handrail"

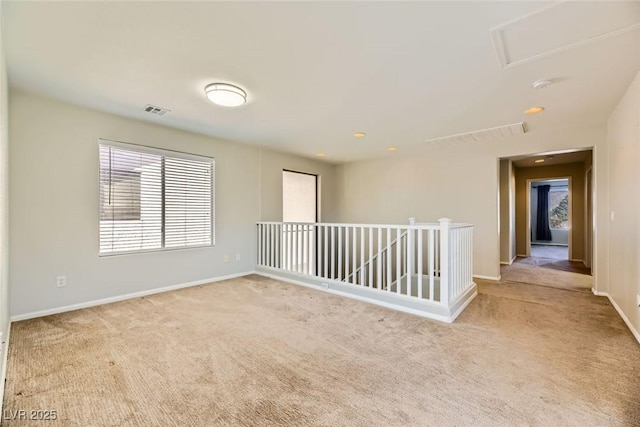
(344, 230), (408, 282)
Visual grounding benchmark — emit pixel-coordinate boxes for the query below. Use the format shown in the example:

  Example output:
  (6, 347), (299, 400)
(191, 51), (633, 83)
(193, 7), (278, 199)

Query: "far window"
(549, 188), (569, 229)
(99, 140), (215, 255)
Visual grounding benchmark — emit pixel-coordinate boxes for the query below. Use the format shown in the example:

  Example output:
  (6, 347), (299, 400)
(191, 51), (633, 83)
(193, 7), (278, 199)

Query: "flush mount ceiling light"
(205, 83), (247, 107)
(524, 106), (545, 115)
(534, 159), (545, 163)
(353, 132), (366, 138)
(315, 152), (326, 157)
(387, 147), (398, 152)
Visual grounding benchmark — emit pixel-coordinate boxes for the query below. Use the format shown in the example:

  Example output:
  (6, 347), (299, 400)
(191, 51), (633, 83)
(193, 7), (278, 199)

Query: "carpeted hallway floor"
(3, 274), (639, 426)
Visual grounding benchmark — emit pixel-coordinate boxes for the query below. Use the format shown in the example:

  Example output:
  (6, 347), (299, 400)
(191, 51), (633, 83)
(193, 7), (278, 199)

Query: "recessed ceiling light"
(534, 159), (545, 163)
(387, 147), (398, 152)
(524, 106), (545, 115)
(315, 152), (326, 157)
(353, 132), (366, 138)
(532, 79), (552, 89)
(205, 83), (247, 107)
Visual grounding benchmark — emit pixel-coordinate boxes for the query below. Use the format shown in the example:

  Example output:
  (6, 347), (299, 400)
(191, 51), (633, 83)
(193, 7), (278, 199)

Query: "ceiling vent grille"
(143, 104), (170, 116)
(425, 122), (526, 145)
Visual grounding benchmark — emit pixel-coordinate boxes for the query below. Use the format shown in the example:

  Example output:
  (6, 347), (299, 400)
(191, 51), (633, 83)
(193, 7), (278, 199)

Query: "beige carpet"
(501, 261), (593, 291)
(515, 256), (592, 275)
(3, 274), (639, 426)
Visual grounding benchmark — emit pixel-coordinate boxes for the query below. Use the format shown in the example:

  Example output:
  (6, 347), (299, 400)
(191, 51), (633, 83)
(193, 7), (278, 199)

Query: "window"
(549, 187), (569, 229)
(99, 140), (214, 255)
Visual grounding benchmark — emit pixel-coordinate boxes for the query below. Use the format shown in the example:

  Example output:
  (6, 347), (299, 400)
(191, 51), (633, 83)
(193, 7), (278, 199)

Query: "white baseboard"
(474, 274), (501, 281)
(499, 256), (517, 266)
(604, 294), (640, 346)
(10, 271), (254, 322)
(592, 288), (608, 297)
(570, 259), (589, 269)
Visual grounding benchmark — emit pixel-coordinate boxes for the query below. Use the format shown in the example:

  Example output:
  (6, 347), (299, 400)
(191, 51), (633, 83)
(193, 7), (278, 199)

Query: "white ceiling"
(4, 1), (640, 163)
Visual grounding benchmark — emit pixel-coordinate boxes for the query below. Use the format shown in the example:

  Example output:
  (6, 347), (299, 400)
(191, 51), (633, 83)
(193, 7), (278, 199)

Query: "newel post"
(439, 218), (451, 307)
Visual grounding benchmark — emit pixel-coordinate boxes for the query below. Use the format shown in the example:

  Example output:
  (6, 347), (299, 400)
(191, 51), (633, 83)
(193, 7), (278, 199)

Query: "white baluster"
(429, 229), (435, 301)
(377, 228), (382, 290)
(331, 226), (336, 279)
(338, 226), (343, 281)
(396, 228), (402, 294)
(324, 225), (329, 279)
(418, 229), (423, 299)
(258, 224), (262, 266)
(439, 218), (451, 307)
(407, 228), (413, 297)
(386, 228), (391, 292)
(368, 227), (373, 288)
(345, 227), (350, 282)
(352, 227), (357, 285)
(360, 227), (365, 286)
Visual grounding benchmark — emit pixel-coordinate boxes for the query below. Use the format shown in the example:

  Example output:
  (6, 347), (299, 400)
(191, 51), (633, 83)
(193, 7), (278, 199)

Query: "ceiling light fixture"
(524, 106), (545, 115)
(353, 132), (366, 138)
(534, 159), (545, 163)
(315, 152), (326, 157)
(532, 79), (552, 89)
(205, 83), (247, 107)
(387, 147), (398, 152)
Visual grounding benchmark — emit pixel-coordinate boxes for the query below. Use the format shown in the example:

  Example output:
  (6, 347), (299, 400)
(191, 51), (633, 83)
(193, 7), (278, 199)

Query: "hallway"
(530, 244), (568, 260)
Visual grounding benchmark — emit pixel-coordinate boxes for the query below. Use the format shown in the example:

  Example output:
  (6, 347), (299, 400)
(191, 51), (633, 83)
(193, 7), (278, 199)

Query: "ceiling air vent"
(143, 104), (170, 116)
(425, 122), (526, 145)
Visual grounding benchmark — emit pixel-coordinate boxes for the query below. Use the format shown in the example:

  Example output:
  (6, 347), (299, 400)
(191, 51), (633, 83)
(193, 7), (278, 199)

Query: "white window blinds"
(99, 141), (214, 255)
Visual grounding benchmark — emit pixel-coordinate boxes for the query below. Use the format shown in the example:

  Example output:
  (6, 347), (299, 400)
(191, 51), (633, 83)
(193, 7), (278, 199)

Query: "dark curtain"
(536, 185), (552, 241)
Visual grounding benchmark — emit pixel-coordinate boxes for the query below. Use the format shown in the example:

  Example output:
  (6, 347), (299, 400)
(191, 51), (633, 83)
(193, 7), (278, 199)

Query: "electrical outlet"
(223, 255), (229, 263)
(235, 254), (241, 261)
(56, 275), (66, 288)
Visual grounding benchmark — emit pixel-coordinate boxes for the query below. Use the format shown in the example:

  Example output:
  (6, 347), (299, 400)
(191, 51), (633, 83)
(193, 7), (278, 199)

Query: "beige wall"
(606, 68), (640, 337)
(259, 149), (337, 222)
(514, 163), (586, 260)
(335, 124), (607, 280)
(9, 90), (336, 317)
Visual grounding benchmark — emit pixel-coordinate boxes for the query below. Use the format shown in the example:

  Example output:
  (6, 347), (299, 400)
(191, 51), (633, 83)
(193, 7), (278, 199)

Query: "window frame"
(548, 186), (569, 230)
(98, 138), (215, 257)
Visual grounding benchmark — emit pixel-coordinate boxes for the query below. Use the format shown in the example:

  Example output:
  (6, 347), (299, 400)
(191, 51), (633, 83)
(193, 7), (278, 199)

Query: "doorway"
(527, 178), (570, 261)
(282, 170), (318, 273)
(283, 170), (317, 223)
(498, 149), (594, 286)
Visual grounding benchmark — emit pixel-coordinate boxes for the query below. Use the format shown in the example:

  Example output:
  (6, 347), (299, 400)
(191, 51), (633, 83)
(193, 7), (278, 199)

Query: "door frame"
(526, 176), (572, 259)
(584, 166), (593, 271)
